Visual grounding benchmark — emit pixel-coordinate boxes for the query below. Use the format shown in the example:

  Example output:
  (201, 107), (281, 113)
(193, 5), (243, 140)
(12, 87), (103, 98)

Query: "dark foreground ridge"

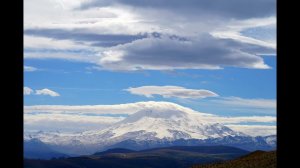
(24, 145), (249, 168)
(191, 150), (276, 168)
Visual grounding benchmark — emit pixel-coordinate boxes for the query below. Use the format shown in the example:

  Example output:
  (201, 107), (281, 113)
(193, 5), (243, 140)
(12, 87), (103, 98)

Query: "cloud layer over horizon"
(24, 101), (276, 136)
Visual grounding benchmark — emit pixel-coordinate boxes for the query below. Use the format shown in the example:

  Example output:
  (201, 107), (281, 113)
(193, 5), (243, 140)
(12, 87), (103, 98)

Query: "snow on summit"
(26, 101), (247, 154)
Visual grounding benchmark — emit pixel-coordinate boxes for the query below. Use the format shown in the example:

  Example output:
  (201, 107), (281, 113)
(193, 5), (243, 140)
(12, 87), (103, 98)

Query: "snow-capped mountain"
(83, 102), (245, 140)
(262, 135), (277, 146)
(25, 102), (275, 155)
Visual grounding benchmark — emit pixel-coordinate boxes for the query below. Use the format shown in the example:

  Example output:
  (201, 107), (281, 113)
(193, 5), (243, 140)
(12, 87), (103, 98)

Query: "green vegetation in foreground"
(191, 150), (276, 168)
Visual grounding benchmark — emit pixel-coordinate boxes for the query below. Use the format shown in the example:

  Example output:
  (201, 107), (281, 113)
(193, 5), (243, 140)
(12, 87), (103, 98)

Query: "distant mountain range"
(24, 145), (250, 168)
(191, 150), (276, 168)
(24, 102), (276, 158)
(97, 135), (276, 152)
(24, 134), (276, 159)
(24, 138), (69, 159)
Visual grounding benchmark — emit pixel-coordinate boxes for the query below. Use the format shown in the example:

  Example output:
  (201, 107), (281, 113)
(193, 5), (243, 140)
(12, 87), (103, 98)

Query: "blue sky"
(24, 56), (276, 114)
(24, 0), (276, 136)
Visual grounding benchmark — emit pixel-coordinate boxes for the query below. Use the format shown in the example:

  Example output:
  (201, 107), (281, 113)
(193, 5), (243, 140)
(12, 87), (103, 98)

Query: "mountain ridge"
(24, 145), (250, 168)
(24, 102), (276, 156)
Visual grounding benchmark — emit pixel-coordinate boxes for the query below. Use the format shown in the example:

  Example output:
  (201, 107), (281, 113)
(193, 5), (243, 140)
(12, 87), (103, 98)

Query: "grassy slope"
(191, 150), (276, 168)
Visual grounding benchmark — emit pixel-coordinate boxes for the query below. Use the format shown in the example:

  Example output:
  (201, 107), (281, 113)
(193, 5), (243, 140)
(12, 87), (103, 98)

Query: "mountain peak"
(132, 101), (196, 112)
(25, 101), (273, 155)
(118, 108), (188, 124)
(91, 103), (243, 141)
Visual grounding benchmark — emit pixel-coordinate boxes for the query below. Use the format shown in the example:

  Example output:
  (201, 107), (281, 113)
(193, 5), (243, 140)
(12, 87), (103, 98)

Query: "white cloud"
(24, 87), (34, 95)
(212, 97), (276, 109)
(24, 0), (276, 71)
(35, 88), (60, 97)
(24, 35), (94, 51)
(225, 124), (276, 136)
(24, 66), (38, 72)
(24, 113), (124, 132)
(24, 50), (100, 63)
(211, 31), (275, 50)
(80, 0), (275, 19)
(24, 101), (276, 133)
(98, 35), (272, 71)
(24, 102), (276, 123)
(211, 17), (276, 50)
(207, 116), (276, 124)
(24, 101), (163, 114)
(125, 86), (218, 99)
